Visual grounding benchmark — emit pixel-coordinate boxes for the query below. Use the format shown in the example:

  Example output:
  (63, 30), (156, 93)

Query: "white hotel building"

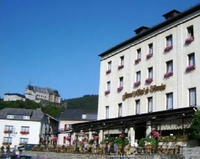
(72, 4), (200, 146)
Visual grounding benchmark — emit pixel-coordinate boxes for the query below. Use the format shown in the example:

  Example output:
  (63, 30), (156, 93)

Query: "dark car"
(0, 154), (33, 159)
(18, 144), (35, 151)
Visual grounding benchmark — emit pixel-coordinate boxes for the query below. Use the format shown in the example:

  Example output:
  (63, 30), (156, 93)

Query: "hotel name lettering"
(122, 83), (166, 100)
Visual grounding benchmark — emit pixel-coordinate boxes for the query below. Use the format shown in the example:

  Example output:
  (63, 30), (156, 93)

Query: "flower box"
(185, 65), (195, 72)
(106, 69), (111, 74)
(20, 131), (29, 135)
(145, 78), (153, 84)
(2, 142), (12, 145)
(134, 81), (141, 87)
(117, 87), (123, 92)
(104, 90), (110, 95)
(66, 137), (71, 141)
(146, 53), (153, 59)
(135, 58), (141, 64)
(164, 72), (173, 78)
(164, 45), (173, 52)
(185, 37), (194, 44)
(118, 65), (124, 70)
(4, 130), (12, 134)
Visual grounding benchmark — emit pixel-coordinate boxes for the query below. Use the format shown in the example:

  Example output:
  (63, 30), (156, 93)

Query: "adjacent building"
(58, 109), (97, 145)
(4, 93), (26, 101)
(24, 85), (61, 104)
(0, 108), (59, 149)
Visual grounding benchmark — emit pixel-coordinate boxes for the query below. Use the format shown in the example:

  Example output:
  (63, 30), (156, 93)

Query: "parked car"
(18, 144), (35, 151)
(0, 154), (33, 159)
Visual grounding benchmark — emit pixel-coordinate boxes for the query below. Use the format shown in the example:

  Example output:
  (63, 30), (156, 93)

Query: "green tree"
(191, 109), (200, 144)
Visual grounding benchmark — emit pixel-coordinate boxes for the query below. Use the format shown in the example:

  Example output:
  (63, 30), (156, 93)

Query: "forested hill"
(62, 94), (98, 111)
(0, 94), (98, 118)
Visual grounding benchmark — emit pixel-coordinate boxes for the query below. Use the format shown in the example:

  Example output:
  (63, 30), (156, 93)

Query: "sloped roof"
(59, 109), (97, 121)
(4, 93), (25, 98)
(0, 108), (44, 121)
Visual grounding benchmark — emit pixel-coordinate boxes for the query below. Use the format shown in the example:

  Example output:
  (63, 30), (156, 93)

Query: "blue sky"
(0, 0), (199, 100)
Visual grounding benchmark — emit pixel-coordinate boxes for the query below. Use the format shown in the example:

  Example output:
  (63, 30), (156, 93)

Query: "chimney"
(163, 9), (181, 20)
(134, 26), (149, 35)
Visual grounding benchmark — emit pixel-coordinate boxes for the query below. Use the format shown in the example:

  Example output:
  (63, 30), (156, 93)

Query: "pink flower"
(185, 37), (194, 44)
(105, 90), (110, 95)
(134, 81), (140, 87)
(185, 65), (195, 72)
(119, 134), (125, 138)
(106, 69), (111, 74)
(145, 78), (153, 84)
(146, 53), (153, 59)
(118, 65), (124, 69)
(117, 87), (123, 92)
(164, 45), (173, 52)
(164, 72), (173, 78)
(135, 58), (141, 64)
(151, 131), (160, 138)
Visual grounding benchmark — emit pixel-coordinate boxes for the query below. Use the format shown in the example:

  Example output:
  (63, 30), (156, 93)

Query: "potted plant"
(191, 109), (200, 145)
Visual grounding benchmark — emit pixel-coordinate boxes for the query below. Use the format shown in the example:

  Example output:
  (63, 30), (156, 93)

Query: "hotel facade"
(71, 4), (200, 147)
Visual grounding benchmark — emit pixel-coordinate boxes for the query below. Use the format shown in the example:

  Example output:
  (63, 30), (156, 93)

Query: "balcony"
(20, 131), (29, 135)
(185, 37), (194, 45)
(104, 90), (110, 95)
(133, 81), (141, 88)
(146, 53), (153, 59)
(145, 78), (153, 84)
(4, 130), (12, 134)
(164, 72), (173, 78)
(185, 65), (195, 72)
(118, 65), (124, 70)
(135, 58), (141, 64)
(164, 45), (173, 52)
(117, 87), (123, 92)
(2, 142), (12, 145)
(106, 69), (111, 74)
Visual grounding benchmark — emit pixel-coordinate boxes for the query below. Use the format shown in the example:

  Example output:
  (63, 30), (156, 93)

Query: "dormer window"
(7, 115), (14, 119)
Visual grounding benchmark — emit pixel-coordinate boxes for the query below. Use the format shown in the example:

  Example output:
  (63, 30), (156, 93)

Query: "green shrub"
(139, 138), (156, 147)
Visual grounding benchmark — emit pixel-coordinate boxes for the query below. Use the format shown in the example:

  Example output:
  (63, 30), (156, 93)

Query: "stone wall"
(22, 146), (200, 159)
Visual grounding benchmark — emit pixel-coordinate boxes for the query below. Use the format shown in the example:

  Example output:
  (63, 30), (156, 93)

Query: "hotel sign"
(122, 83), (166, 100)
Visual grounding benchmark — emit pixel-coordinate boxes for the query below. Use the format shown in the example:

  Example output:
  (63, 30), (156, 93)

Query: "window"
(23, 116), (30, 120)
(187, 25), (194, 38)
(146, 67), (153, 84)
(147, 43), (153, 59)
(185, 26), (194, 44)
(106, 61), (112, 74)
(135, 48), (141, 64)
(166, 93), (173, 109)
(186, 53), (195, 72)
(19, 138), (28, 145)
(20, 126), (30, 134)
(148, 97), (153, 112)
(106, 106), (109, 119)
(148, 43), (153, 54)
(4, 125), (13, 132)
(134, 71), (141, 87)
(118, 56), (124, 69)
(189, 88), (196, 106)
(164, 60), (173, 78)
(166, 35), (173, 46)
(164, 35), (173, 52)
(7, 115), (14, 119)
(118, 103), (122, 117)
(117, 77), (123, 92)
(105, 81), (111, 94)
(135, 100), (140, 114)
(3, 137), (12, 144)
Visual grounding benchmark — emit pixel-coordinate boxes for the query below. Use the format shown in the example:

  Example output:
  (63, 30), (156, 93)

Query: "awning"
(51, 137), (58, 141)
